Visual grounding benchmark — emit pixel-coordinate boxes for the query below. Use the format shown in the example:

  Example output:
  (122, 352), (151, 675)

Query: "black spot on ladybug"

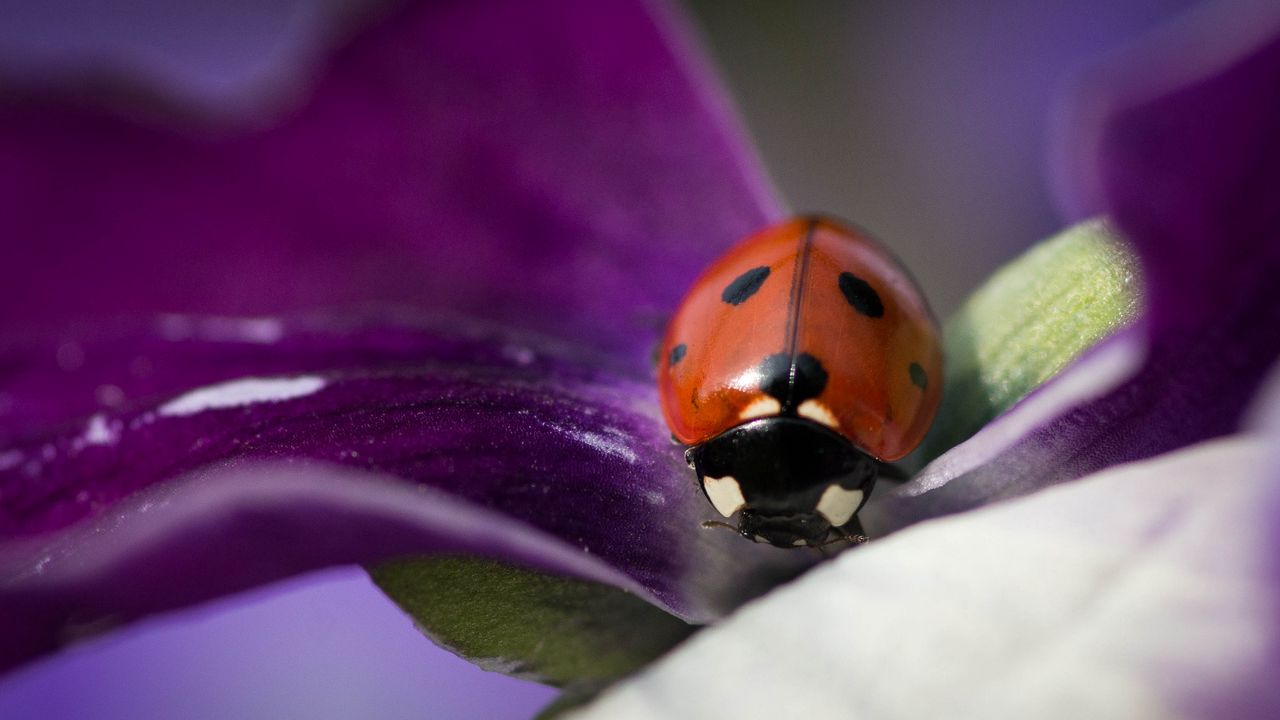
(758, 352), (829, 408)
(792, 354), (830, 403)
(758, 354), (792, 400)
(669, 343), (687, 366)
(909, 362), (928, 389)
(839, 272), (884, 318)
(722, 266), (771, 305)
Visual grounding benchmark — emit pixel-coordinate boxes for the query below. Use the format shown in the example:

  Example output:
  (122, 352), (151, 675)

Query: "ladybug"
(657, 216), (942, 548)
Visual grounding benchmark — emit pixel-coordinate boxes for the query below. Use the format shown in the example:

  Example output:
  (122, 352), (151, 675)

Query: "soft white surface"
(574, 435), (1276, 720)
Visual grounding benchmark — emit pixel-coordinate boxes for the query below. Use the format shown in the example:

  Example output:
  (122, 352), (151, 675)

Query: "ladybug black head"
(737, 509), (832, 547)
(687, 416), (878, 548)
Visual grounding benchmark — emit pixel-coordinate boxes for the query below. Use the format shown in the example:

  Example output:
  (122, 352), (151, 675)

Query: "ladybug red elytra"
(657, 216), (943, 548)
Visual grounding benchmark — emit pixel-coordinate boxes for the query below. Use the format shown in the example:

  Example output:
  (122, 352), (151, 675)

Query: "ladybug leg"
(700, 520), (739, 533)
(811, 532), (866, 554)
(811, 519), (871, 552)
(836, 516), (871, 545)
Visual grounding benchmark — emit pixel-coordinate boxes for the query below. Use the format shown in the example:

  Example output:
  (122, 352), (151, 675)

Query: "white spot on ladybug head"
(703, 475), (746, 518)
(791, 539), (807, 547)
(815, 485), (864, 527)
(798, 399), (839, 429)
(738, 396), (781, 421)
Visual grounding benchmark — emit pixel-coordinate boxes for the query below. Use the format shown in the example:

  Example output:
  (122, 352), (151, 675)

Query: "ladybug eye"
(721, 266), (770, 305)
(838, 272), (884, 318)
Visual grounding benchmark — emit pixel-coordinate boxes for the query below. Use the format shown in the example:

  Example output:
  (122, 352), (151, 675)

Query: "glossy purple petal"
(0, 0), (780, 375)
(868, 4), (1280, 530)
(0, 319), (807, 672)
(0, 0), (799, 673)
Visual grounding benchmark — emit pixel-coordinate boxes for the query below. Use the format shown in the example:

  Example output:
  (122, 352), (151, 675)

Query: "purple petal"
(0, 0), (799, 675)
(870, 4), (1280, 529)
(1064, 2), (1280, 337)
(0, 0), (780, 375)
(0, 320), (808, 672)
(0, 569), (558, 720)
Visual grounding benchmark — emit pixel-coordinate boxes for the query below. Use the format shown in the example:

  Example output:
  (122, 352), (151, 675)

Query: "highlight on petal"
(576, 432), (1278, 719)
(872, 5), (1280, 529)
(0, 0), (781, 376)
(0, 320), (810, 674)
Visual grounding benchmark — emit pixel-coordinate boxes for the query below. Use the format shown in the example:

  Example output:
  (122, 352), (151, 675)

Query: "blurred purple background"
(0, 568), (556, 719)
(0, 1), (1198, 718)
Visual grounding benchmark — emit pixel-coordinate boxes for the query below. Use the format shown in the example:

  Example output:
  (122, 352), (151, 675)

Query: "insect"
(657, 216), (942, 548)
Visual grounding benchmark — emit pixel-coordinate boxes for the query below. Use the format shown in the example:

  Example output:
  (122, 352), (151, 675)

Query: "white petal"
(572, 435), (1274, 720)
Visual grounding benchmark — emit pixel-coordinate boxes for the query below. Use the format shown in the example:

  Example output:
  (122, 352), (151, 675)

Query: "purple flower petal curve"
(0, 0), (781, 376)
(868, 3), (1280, 530)
(0, 0), (798, 675)
(0, 319), (808, 673)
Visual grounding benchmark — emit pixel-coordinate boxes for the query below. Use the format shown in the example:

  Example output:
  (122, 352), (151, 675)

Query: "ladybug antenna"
(814, 531), (870, 549)
(700, 520), (740, 534)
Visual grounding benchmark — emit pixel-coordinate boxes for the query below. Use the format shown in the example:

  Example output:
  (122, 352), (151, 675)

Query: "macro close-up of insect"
(1, 1), (1278, 719)
(658, 216), (942, 547)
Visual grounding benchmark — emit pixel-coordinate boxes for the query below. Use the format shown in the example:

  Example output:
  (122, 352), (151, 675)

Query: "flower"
(575, 1), (1280, 715)
(0, 0), (808, 697)
(2, 1), (1279, 719)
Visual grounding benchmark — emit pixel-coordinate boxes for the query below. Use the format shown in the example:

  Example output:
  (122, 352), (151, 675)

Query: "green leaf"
(918, 219), (1140, 462)
(369, 556), (694, 688)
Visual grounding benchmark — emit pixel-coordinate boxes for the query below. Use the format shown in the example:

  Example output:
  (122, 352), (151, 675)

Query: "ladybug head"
(687, 416), (878, 548)
(737, 508), (833, 547)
